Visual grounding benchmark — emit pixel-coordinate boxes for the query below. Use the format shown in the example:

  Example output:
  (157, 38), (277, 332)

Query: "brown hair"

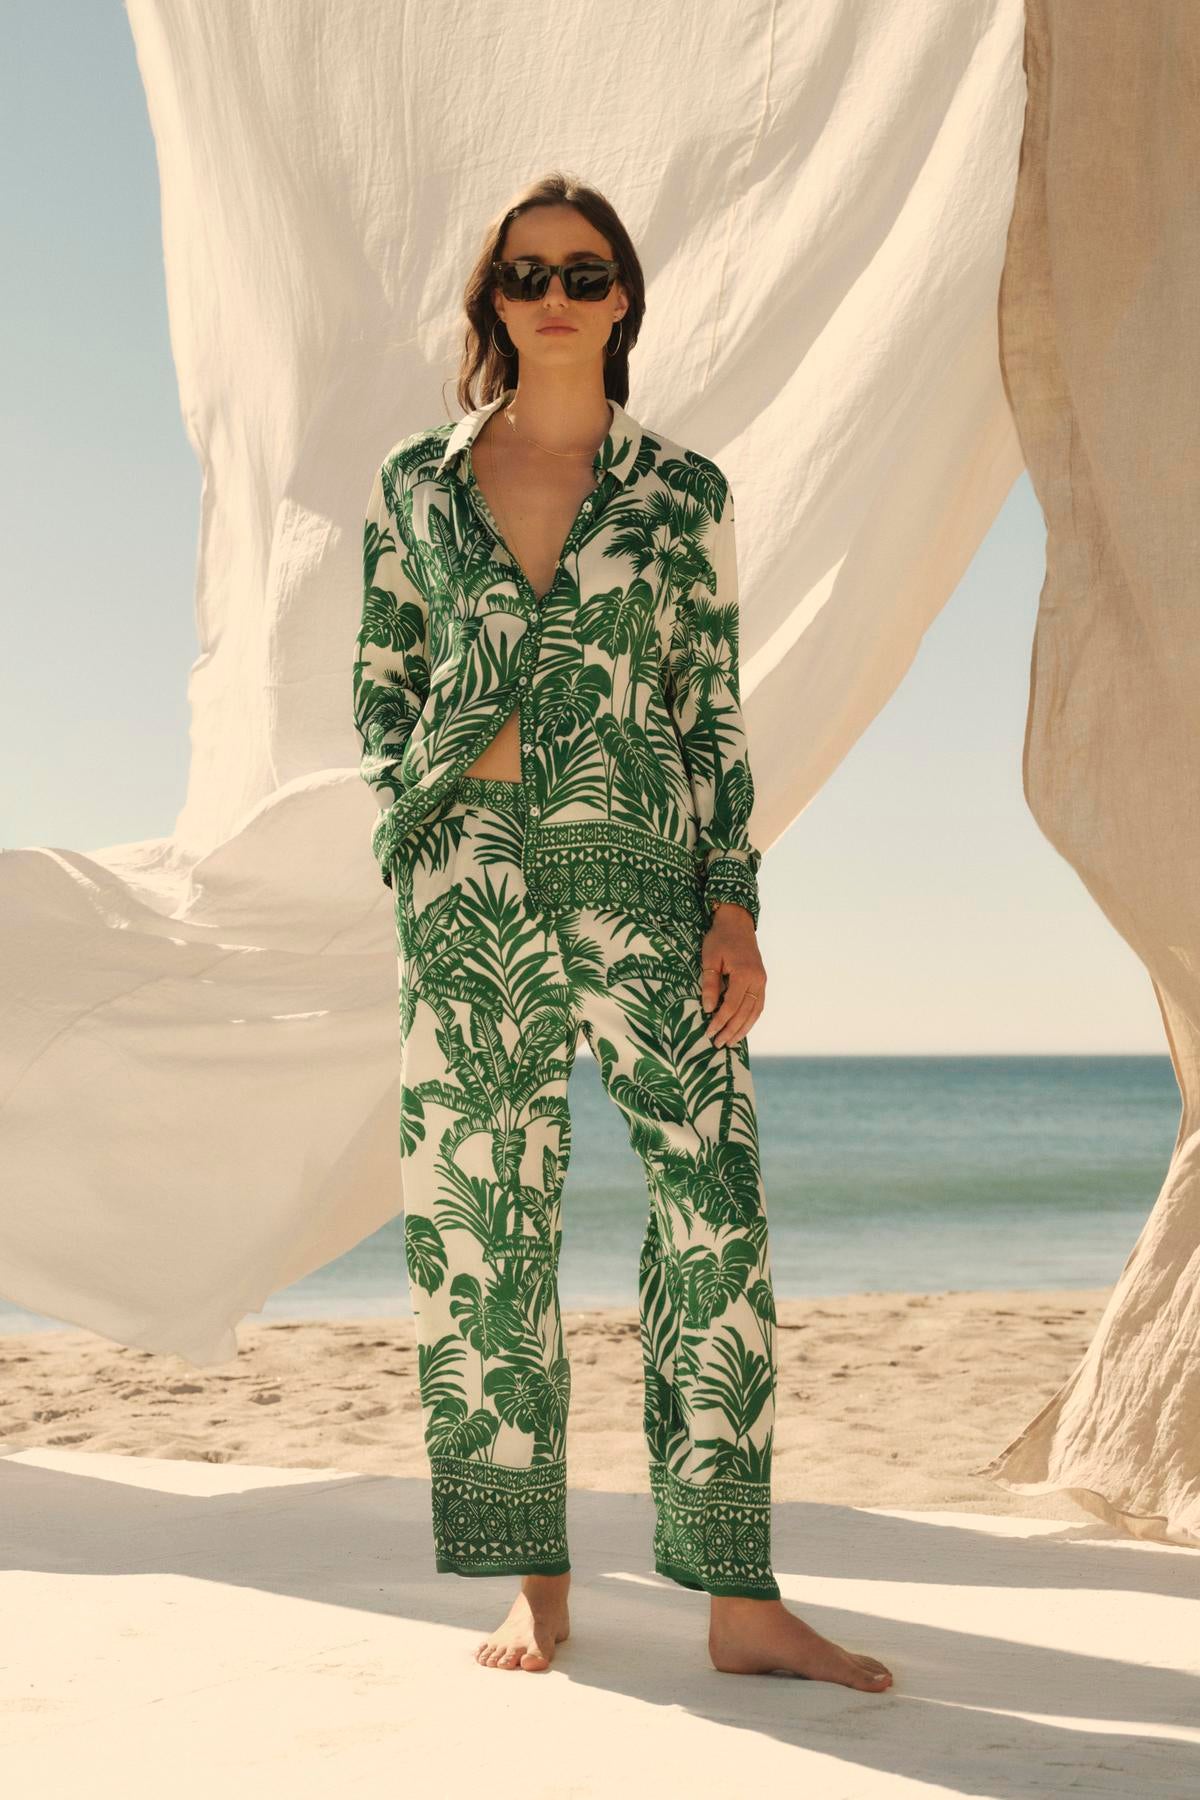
(451, 171), (645, 417)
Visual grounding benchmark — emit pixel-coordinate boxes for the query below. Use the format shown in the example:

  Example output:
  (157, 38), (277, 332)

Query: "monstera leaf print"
(354, 522), (429, 805)
(690, 1140), (762, 1228)
(608, 1050), (688, 1124)
(746, 1277), (776, 1325)
(398, 1085), (427, 1157)
(448, 1271), (525, 1357)
(405, 1214), (448, 1294)
(659, 452), (729, 518)
(426, 1396), (500, 1458)
(360, 526), (426, 659)
(679, 1236), (757, 1328)
(542, 1354), (571, 1431)
(538, 662), (613, 738)
(481, 1365), (547, 1434)
(483, 1356), (570, 1440)
(575, 579), (653, 656)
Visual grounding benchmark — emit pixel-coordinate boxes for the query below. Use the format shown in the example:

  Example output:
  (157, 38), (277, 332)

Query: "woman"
(354, 172), (893, 1691)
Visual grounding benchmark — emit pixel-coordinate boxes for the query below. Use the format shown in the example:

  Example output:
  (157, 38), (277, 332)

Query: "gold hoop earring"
(604, 320), (624, 358)
(491, 319), (515, 358)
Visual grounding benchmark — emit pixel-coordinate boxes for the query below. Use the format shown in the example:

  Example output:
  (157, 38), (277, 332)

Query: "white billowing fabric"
(2, 3), (1030, 1368)
(971, 1), (1200, 1546)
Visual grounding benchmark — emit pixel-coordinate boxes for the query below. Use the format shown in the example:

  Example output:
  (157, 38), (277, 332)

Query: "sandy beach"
(8, 1279), (1200, 1799)
(0, 1286), (1108, 1518)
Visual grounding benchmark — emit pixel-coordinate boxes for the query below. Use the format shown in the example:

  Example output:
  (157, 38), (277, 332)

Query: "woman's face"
(492, 204), (628, 370)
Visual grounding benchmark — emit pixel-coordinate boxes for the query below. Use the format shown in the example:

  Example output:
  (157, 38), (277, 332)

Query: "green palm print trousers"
(391, 775), (781, 1601)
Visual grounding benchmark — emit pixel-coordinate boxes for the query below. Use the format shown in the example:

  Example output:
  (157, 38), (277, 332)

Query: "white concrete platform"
(1, 1448), (1198, 1798)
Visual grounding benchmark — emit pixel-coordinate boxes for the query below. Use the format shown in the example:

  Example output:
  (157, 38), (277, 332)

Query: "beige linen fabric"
(973, 0), (1200, 1545)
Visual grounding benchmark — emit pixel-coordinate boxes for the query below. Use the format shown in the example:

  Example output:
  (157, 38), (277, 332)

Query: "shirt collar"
(437, 386), (644, 487)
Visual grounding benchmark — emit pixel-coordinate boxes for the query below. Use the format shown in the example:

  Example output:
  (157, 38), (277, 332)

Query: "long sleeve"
(353, 455), (430, 879)
(668, 478), (763, 928)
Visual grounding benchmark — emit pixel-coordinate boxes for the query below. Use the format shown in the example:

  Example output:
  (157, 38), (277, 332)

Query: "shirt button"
(522, 741), (533, 753)
(529, 804), (541, 817)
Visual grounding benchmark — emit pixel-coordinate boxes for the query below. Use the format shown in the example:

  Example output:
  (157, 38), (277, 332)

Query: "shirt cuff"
(701, 854), (761, 928)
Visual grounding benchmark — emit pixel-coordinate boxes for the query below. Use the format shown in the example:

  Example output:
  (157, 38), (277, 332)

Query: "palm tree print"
(356, 390), (779, 1595)
(394, 779), (780, 1599)
(354, 389), (763, 933)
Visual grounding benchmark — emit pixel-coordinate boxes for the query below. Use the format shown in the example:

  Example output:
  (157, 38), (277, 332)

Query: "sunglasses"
(492, 257), (620, 302)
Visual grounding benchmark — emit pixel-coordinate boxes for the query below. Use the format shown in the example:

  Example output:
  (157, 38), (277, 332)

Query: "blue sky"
(0, 6), (1163, 1055)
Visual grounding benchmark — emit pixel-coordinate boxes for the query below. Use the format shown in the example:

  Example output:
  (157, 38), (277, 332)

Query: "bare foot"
(474, 1571), (571, 1672)
(708, 1596), (893, 1690)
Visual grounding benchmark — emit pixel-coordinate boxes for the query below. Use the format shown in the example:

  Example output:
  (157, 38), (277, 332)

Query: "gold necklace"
(502, 400), (607, 460)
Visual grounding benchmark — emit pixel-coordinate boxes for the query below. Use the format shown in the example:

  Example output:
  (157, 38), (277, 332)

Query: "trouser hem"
(430, 1453), (568, 1574)
(654, 1558), (781, 1600)
(435, 1556), (572, 1578)
(649, 1458), (780, 1600)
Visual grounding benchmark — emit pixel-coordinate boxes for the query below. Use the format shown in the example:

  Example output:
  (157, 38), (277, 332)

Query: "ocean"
(1, 1055), (1177, 1334)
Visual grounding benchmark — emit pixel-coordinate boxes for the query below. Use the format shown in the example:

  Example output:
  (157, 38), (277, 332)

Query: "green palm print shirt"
(354, 387), (763, 929)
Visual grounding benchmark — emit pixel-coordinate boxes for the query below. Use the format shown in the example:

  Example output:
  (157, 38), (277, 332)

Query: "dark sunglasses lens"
(498, 260), (548, 300)
(566, 261), (614, 299)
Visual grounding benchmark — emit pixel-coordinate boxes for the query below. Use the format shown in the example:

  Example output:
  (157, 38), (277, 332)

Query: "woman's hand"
(700, 903), (767, 1047)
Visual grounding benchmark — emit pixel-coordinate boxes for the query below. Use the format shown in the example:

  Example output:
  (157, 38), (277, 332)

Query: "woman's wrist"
(709, 900), (756, 926)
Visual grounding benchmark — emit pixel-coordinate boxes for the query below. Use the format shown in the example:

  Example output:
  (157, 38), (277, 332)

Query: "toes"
(472, 1636), (553, 1671)
(478, 1642), (527, 1669)
(851, 1653), (892, 1683)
